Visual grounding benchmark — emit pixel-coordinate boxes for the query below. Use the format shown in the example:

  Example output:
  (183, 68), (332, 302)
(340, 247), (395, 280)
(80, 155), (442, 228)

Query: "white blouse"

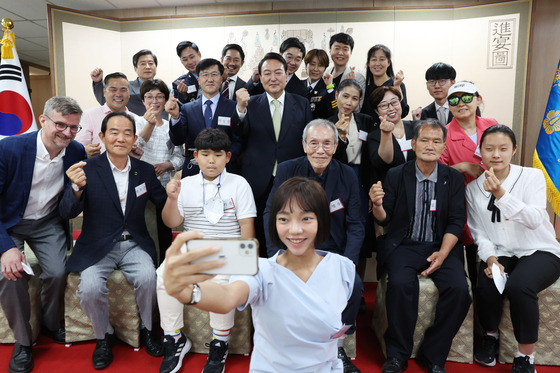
(465, 165), (560, 262)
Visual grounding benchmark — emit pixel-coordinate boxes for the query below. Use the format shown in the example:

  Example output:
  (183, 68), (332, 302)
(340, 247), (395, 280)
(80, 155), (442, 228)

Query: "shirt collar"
(415, 162), (438, 182)
(202, 93), (220, 106)
(266, 91), (286, 106)
(435, 101), (449, 111)
(107, 153), (131, 173)
(36, 129), (66, 161)
(197, 169), (228, 184)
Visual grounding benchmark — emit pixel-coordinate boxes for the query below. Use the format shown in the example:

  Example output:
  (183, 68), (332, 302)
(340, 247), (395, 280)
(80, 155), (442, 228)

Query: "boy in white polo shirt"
(156, 128), (256, 373)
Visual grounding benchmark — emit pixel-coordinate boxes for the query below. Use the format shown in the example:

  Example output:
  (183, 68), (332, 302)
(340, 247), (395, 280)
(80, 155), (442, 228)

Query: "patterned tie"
(204, 100), (213, 128)
(221, 79), (231, 99)
(438, 106), (447, 125)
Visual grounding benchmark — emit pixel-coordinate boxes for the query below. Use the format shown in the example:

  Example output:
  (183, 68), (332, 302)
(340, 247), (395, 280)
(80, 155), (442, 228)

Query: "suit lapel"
(435, 163), (448, 235)
(403, 162), (417, 218)
(97, 155), (124, 217)
(21, 133), (39, 198)
(278, 93), (294, 143)
(256, 94), (276, 142)
(189, 99), (206, 131)
(125, 160), (140, 219)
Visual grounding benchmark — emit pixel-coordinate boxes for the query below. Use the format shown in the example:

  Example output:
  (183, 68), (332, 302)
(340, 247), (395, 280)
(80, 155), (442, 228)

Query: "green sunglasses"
(448, 93), (476, 106)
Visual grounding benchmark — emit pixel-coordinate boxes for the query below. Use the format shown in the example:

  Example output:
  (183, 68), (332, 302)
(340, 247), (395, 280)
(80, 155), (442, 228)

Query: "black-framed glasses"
(448, 93), (475, 106)
(427, 79), (450, 87)
(377, 99), (401, 111)
(44, 115), (82, 134)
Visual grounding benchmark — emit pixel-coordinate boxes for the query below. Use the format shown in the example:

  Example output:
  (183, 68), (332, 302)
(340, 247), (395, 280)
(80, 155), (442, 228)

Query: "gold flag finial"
(1, 18), (15, 59)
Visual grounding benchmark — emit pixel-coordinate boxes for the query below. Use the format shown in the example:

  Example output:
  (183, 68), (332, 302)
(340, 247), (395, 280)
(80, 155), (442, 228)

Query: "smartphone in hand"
(182, 238), (259, 276)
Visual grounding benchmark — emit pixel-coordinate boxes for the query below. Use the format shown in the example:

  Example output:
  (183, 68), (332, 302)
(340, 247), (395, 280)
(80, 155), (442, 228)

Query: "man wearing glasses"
(263, 119), (364, 373)
(76, 72), (138, 158)
(166, 58), (241, 177)
(0, 96), (87, 373)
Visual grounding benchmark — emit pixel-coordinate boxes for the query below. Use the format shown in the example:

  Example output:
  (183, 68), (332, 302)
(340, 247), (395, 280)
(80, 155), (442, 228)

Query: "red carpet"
(1, 282), (558, 372)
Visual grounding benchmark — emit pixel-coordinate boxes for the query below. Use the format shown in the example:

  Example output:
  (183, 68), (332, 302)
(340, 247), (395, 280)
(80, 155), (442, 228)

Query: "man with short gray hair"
(0, 96), (87, 373)
(263, 118), (364, 373)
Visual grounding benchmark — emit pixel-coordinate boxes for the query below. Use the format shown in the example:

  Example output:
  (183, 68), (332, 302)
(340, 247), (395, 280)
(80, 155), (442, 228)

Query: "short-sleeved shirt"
(177, 170), (256, 237)
(231, 250), (355, 372)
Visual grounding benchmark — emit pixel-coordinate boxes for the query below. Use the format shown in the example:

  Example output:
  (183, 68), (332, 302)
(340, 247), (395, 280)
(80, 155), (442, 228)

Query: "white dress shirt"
(466, 165), (560, 262)
(23, 130), (66, 219)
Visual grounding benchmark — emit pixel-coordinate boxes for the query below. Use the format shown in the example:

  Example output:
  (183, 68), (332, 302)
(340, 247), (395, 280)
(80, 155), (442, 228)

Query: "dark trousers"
(476, 251), (560, 344)
(384, 239), (471, 366)
(156, 205), (173, 265)
(255, 177), (274, 258)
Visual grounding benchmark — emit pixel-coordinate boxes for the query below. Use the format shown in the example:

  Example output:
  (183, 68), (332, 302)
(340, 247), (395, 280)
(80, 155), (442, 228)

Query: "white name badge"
(187, 85), (197, 94)
(217, 116), (231, 126)
(358, 130), (368, 142)
(223, 197), (235, 210)
(474, 145), (482, 158)
(329, 198), (344, 213)
(401, 139), (413, 152)
(135, 182), (147, 197)
(430, 199), (437, 212)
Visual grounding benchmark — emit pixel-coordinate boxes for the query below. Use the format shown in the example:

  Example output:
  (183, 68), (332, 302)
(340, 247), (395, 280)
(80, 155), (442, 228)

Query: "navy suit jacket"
(375, 161), (465, 276)
(263, 156), (364, 263)
(330, 112), (375, 190)
(173, 72), (199, 105)
(169, 94), (241, 176)
(245, 74), (307, 97)
(234, 92), (313, 199)
(309, 79), (337, 120)
(60, 154), (167, 272)
(0, 131), (86, 253)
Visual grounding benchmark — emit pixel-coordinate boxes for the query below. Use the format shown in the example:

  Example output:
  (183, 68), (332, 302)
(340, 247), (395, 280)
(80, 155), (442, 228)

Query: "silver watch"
(186, 283), (201, 305)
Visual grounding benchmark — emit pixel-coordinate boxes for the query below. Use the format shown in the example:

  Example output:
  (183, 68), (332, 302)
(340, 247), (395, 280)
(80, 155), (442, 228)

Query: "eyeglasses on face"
(427, 79), (450, 87)
(305, 140), (334, 151)
(199, 72), (221, 79)
(144, 95), (166, 101)
(45, 115), (82, 134)
(448, 93), (476, 106)
(377, 99), (401, 111)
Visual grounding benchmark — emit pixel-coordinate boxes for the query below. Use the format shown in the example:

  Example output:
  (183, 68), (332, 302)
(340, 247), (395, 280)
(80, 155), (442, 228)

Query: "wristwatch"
(71, 183), (85, 192)
(186, 283), (201, 305)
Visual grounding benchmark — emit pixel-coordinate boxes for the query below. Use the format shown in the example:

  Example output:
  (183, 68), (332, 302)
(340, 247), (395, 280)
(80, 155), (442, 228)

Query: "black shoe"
(8, 343), (33, 373)
(382, 357), (408, 373)
(511, 355), (536, 373)
(202, 339), (228, 373)
(160, 333), (191, 373)
(337, 347), (361, 373)
(427, 364), (446, 373)
(42, 326), (65, 345)
(141, 327), (164, 357)
(475, 334), (498, 366)
(92, 333), (115, 370)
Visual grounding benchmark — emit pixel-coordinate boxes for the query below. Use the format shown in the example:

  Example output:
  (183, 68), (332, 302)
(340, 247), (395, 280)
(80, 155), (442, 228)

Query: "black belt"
(117, 234), (133, 242)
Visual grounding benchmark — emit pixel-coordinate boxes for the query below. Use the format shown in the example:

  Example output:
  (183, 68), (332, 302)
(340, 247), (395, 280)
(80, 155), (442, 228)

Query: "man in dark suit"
(172, 41), (202, 105)
(369, 119), (471, 373)
(0, 96), (87, 373)
(220, 43), (247, 101)
(245, 37), (307, 97)
(166, 58), (241, 176)
(235, 52), (313, 256)
(61, 111), (166, 370)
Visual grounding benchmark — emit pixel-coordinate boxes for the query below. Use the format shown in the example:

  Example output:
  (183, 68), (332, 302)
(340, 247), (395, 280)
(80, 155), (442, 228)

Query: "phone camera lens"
(248, 243), (253, 249)
(240, 243), (246, 249)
